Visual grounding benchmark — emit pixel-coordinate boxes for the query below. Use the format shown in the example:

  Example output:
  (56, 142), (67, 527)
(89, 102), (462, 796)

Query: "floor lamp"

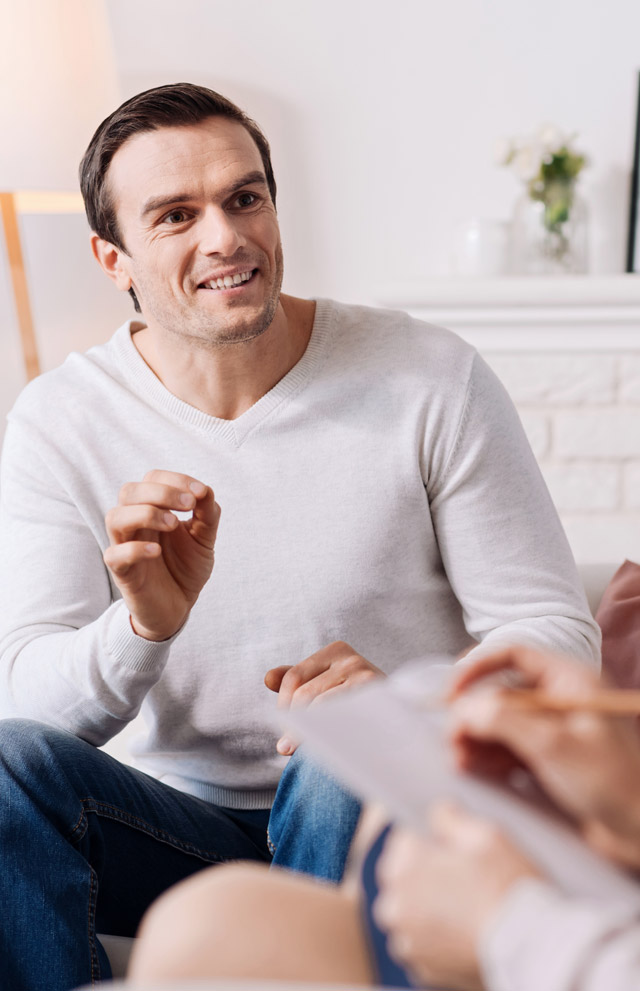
(0, 0), (119, 382)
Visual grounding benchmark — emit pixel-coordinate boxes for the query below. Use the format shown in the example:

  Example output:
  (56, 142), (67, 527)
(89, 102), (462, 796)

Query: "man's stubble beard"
(136, 242), (284, 352)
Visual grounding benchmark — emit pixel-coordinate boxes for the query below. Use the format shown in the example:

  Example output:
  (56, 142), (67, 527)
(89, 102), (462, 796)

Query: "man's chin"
(211, 323), (271, 347)
(194, 303), (279, 349)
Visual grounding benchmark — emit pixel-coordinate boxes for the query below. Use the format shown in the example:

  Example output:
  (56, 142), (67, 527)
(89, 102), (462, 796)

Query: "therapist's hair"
(79, 82), (277, 312)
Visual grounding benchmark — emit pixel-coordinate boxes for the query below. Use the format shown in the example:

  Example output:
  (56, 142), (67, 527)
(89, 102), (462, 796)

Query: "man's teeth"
(204, 270), (253, 290)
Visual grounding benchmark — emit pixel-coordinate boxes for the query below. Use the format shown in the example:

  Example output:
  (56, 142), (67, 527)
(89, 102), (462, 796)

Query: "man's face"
(106, 117), (283, 347)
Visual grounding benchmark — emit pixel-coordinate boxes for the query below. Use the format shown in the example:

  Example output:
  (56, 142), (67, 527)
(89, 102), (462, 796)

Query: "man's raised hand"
(104, 470), (220, 641)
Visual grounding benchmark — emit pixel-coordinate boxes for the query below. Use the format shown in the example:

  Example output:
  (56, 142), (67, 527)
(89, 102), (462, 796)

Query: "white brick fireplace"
(381, 276), (640, 565)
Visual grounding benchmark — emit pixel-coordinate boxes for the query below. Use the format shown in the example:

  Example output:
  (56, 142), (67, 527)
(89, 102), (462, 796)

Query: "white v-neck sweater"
(0, 299), (599, 808)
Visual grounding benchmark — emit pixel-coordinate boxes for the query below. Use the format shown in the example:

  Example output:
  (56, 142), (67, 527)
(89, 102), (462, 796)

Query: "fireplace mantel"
(378, 275), (640, 351)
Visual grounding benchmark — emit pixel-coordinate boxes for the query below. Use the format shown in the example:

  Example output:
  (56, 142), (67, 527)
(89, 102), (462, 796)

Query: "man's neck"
(131, 294), (316, 421)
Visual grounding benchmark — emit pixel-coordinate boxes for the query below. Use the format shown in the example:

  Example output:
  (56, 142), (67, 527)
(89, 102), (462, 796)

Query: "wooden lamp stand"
(0, 192), (40, 381)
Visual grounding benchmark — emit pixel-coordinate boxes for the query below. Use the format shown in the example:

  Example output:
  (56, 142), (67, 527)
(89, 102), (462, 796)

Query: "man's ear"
(91, 234), (132, 292)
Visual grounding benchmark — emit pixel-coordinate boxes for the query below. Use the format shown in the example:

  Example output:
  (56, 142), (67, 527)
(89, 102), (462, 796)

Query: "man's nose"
(198, 207), (245, 256)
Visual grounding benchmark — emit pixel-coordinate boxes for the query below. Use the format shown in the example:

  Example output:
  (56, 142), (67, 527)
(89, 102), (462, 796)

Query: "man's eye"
(235, 192), (257, 208)
(164, 210), (188, 224)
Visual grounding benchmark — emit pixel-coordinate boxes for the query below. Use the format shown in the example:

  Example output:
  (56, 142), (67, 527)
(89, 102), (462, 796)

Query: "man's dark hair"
(79, 82), (277, 313)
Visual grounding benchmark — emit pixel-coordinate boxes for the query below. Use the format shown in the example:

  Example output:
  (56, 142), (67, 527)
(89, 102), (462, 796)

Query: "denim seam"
(88, 865), (99, 987)
(266, 825), (276, 857)
(67, 805), (88, 842)
(79, 798), (226, 863)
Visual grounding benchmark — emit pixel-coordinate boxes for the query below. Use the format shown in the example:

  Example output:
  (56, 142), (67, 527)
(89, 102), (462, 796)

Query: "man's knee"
(0, 717), (80, 769)
(271, 747), (361, 826)
(0, 717), (92, 822)
(268, 747), (361, 879)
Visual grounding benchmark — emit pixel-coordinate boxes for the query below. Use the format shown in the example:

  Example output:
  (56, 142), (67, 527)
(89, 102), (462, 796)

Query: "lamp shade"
(0, 0), (120, 191)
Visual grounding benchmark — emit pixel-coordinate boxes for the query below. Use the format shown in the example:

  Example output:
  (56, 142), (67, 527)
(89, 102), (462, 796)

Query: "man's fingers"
(276, 733), (299, 756)
(267, 645), (380, 754)
(186, 486), (221, 548)
(106, 504), (179, 544)
(119, 481), (199, 512)
(273, 670), (378, 756)
(276, 642), (378, 708)
(268, 665), (297, 753)
(103, 540), (160, 578)
(274, 648), (337, 708)
(143, 469), (206, 490)
(111, 477), (220, 549)
(267, 644), (382, 760)
(302, 667), (380, 706)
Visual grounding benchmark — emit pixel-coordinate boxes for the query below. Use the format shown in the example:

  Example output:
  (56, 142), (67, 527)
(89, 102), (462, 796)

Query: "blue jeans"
(0, 718), (361, 991)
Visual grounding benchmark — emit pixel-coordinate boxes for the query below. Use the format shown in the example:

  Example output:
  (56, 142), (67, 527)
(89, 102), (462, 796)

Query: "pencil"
(419, 689), (640, 715)
(501, 689), (640, 715)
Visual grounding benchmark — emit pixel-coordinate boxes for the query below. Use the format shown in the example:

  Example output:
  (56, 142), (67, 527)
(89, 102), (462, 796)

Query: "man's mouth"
(197, 269), (257, 291)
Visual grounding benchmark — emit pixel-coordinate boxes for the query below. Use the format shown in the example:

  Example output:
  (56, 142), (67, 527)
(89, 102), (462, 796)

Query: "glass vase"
(510, 186), (589, 274)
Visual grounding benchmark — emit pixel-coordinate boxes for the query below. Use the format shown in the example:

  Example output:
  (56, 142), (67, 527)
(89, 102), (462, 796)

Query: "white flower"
(512, 142), (542, 181)
(497, 123), (585, 190)
(536, 122), (566, 153)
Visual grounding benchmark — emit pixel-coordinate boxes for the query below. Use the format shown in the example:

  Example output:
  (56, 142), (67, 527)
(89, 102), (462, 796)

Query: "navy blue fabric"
(361, 824), (416, 988)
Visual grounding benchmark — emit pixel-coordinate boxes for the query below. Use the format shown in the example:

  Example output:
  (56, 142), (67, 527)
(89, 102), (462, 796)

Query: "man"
(0, 82), (599, 990)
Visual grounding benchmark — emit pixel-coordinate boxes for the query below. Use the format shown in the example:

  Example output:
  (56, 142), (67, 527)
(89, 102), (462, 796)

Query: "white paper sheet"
(279, 660), (640, 908)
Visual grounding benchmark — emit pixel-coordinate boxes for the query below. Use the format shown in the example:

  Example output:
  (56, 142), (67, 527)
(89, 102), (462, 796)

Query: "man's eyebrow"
(140, 172), (268, 218)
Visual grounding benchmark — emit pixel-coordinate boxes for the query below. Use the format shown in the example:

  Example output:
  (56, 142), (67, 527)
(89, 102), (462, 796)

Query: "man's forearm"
(0, 600), (174, 744)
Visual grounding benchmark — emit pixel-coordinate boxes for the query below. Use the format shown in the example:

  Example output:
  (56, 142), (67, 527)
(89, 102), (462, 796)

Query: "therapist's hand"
(265, 640), (384, 755)
(374, 802), (538, 990)
(450, 645), (640, 868)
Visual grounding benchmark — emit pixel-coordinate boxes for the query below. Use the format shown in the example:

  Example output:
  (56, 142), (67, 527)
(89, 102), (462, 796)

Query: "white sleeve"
(480, 878), (640, 991)
(428, 353), (600, 666)
(0, 420), (174, 745)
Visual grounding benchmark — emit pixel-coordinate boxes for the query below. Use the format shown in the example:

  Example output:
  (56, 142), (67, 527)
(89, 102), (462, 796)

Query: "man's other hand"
(104, 469), (220, 642)
(265, 641), (384, 755)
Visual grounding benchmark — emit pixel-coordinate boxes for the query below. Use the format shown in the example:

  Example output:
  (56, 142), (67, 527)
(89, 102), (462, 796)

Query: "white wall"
(487, 348), (640, 564)
(106, 0), (640, 294)
(2, 0), (640, 559)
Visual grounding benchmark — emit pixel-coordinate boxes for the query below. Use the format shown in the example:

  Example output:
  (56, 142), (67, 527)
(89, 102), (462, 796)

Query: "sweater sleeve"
(0, 419), (175, 745)
(427, 352), (600, 666)
(480, 878), (640, 991)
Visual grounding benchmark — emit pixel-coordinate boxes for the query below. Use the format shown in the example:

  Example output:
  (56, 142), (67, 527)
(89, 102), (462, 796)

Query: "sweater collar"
(111, 299), (336, 447)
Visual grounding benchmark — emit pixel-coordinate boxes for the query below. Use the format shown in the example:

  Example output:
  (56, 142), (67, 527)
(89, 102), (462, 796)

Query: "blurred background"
(1, 0), (640, 562)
